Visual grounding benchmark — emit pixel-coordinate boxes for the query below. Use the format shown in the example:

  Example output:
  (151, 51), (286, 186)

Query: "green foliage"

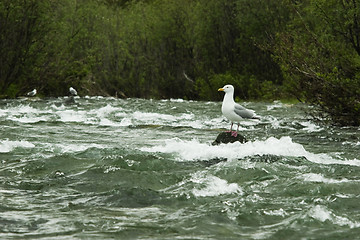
(0, 0), (359, 125)
(0, 0), (47, 96)
(0, 0), (281, 99)
(4, 84), (20, 98)
(314, 72), (360, 126)
(195, 73), (238, 100)
(273, 0), (360, 125)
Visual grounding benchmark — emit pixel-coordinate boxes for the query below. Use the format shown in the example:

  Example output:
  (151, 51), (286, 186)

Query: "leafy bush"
(0, 0), (359, 125)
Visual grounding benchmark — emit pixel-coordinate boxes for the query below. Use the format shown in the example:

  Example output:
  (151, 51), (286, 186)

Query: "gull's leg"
(230, 122), (239, 137)
(231, 123), (239, 137)
(227, 122), (233, 133)
(231, 123), (238, 137)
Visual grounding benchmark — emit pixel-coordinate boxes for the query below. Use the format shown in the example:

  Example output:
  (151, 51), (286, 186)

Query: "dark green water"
(0, 97), (359, 239)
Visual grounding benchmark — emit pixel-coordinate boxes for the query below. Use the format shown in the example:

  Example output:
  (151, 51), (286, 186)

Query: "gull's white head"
(218, 85), (234, 93)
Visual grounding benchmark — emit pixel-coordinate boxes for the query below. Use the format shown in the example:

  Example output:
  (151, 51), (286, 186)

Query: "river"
(0, 97), (359, 239)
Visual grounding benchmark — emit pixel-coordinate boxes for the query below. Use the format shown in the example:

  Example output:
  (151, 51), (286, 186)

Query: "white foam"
(96, 106), (124, 126)
(140, 138), (217, 161)
(266, 101), (284, 111)
(169, 98), (185, 103)
(8, 104), (38, 114)
(99, 118), (120, 127)
(91, 104), (119, 117)
(342, 141), (360, 146)
(309, 205), (332, 222)
(263, 208), (288, 217)
(54, 104), (208, 128)
(141, 136), (303, 161)
(190, 172), (242, 197)
(1, 101), (253, 130)
(268, 117), (295, 130)
(187, 171), (243, 197)
(268, 116), (323, 133)
(84, 95), (112, 100)
(140, 136), (360, 166)
(128, 111), (220, 129)
(161, 171), (243, 198)
(299, 121), (323, 132)
(308, 205), (360, 228)
(57, 110), (90, 123)
(49, 143), (108, 153)
(52, 104), (125, 125)
(50, 104), (66, 110)
(300, 173), (354, 184)
(2, 104), (51, 123)
(119, 117), (132, 126)
(132, 111), (177, 123)
(110, 108), (229, 129)
(8, 115), (48, 123)
(1, 103), (94, 124)
(104, 166), (121, 173)
(0, 140), (35, 153)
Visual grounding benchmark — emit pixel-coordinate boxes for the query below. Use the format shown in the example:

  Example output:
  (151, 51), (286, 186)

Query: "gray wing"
(234, 103), (256, 119)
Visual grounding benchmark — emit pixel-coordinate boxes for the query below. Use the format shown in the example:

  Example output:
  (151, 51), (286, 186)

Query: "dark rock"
(64, 96), (76, 105)
(212, 131), (247, 145)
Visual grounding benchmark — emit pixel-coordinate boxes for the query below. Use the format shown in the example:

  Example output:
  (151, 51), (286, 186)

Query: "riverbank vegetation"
(1, 0), (359, 125)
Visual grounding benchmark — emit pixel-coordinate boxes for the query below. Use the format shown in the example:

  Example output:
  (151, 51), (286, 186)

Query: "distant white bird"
(27, 89), (37, 97)
(218, 85), (259, 137)
(69, 87), (77, 96)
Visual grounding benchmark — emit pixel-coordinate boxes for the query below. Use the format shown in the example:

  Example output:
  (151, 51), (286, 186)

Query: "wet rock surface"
(212, 131), (247, 145)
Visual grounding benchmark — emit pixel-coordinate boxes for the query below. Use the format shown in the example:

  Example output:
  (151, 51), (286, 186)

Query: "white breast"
(222, 102), (242, 122)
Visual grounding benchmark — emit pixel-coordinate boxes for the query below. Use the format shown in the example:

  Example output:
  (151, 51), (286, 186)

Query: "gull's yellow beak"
(218, 88), (224, 92)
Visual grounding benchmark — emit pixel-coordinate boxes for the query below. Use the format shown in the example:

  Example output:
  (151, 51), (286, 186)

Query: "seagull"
(26, 89), (37, 97)
(218, 85), (259, 137)
(69, 87), (77, 96)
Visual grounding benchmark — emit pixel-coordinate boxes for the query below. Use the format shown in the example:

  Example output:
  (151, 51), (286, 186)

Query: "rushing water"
(0, 97), (359, 239)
